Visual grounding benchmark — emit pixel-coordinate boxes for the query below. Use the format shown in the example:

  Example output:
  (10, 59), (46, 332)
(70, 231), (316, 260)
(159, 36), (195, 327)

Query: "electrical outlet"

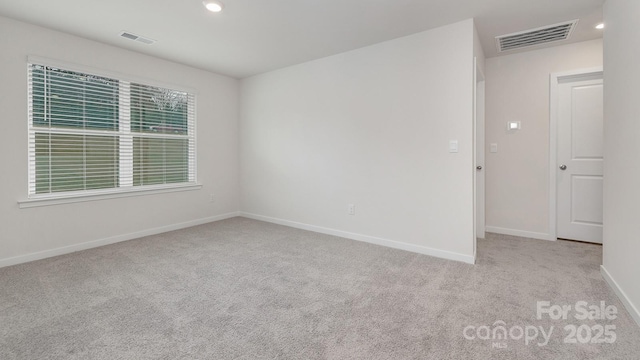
(209, 194), (215, 203)
(348, 204), (355, 215)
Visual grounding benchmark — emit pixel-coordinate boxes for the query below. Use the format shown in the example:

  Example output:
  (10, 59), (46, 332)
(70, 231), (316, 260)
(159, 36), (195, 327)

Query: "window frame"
(21, 56), (200, 208)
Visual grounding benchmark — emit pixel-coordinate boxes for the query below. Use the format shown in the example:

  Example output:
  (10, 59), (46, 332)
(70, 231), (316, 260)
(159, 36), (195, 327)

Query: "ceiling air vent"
(495, 20), (578, 53)
(119, 31), (156, 45)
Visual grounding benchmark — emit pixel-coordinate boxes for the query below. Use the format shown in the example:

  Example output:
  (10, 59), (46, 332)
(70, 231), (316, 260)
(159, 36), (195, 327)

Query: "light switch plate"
(449, 140), (458, 153)
(507, 121), (521, 130)
(490, 143), (498, 153)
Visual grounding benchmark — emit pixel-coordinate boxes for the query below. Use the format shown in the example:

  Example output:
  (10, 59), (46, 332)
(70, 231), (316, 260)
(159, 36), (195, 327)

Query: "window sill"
(18, 184), (203, 209)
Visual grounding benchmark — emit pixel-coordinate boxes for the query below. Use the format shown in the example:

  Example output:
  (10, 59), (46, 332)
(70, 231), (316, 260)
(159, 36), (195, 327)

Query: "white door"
(557, 75), (603, 243)
(475, 78), (485, 240)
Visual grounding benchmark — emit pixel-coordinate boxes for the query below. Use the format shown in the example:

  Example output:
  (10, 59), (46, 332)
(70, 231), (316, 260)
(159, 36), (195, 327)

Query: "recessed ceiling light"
(203, 0), (224, 12)
(596, 23), (605, 30)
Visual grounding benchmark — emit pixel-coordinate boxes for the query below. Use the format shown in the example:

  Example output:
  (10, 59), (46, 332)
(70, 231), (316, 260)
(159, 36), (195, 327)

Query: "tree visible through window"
(131, 83), (190, 186)
(28, 62), (196, 198)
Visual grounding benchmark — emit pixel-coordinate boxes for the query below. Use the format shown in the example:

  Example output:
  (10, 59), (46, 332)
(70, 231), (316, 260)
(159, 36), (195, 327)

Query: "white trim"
(549, 67), (603, 241)
(119, 81), (133, 187)
(485, 226), (555, 241)
(473, 56), (477, 260)
(601, 265), (640, 329)
(240, 212), (476, 265)
(0, 212), (240, 268)
(18, 183), (203, 208)
(474, 57), (486, 244)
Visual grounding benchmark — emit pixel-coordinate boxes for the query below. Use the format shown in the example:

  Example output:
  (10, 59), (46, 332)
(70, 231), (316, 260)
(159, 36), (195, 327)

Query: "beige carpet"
(1, 217), (639, 359)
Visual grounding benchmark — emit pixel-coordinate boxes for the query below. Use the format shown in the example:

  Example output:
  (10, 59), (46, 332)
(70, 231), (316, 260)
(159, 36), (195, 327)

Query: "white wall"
(601, 0), (640, 327)
(0, 16), (240, 266)
(240, 19), (477, 263)
(484, 40), (603, 239)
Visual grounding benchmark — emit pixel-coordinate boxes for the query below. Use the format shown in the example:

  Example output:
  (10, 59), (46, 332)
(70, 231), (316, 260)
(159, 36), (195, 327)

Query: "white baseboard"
(240, 212), (475, 264)
(601, 265), (640, 329)
(485, 226), (555, 241)
(0, 211), (241, 268)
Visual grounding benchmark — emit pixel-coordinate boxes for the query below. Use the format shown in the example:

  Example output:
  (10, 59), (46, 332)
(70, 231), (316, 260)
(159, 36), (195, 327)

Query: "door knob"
(559, 165), (567, 170)
(476, 166), (483, 170)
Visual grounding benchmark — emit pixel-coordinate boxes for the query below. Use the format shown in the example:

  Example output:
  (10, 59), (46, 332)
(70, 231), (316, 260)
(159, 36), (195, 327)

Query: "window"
(27, 60), (196, 199)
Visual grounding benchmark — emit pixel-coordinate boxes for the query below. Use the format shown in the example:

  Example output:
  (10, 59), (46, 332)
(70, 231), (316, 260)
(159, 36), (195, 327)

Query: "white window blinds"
(27, 61), (196, 198)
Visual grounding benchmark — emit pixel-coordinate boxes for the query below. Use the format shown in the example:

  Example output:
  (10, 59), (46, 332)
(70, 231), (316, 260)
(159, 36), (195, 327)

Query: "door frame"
(549, 67), (603, 240)
(473, 57), (486, 262)
(474, 60), (486, 242)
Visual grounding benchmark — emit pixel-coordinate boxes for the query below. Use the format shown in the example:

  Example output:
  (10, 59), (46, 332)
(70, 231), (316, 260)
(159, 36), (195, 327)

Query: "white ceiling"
(0, 0), (604, 78)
